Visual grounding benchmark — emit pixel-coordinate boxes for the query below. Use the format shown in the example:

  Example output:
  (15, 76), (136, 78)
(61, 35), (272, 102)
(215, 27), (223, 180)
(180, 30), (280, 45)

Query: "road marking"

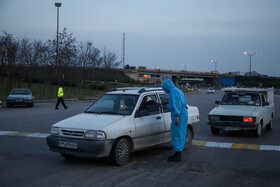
(205, 141), (232, 148)
(260, 145), (280, 151)
(231, 143), (260, 150)
(0, 131), (48, 139)
(1, 131), (280, 152)
(26, 133), (49, 138)
(192, 140), (207, 146)
(0, 131), (17, 136)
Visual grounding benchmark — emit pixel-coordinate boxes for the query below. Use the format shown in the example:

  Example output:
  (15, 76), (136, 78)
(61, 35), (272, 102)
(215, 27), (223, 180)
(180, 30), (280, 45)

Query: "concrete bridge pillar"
(172, 76), (178, 85)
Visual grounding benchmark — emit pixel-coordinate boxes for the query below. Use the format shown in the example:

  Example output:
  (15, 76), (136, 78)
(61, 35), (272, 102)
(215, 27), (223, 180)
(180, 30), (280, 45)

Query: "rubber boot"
(167, 151), (182, 162)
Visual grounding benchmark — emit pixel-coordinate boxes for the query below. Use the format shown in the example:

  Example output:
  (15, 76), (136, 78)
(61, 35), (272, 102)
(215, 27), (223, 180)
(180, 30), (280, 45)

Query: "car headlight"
(84, 130), (106, 140)
(50, 127), (60, 136)
(209, 115), (220, 121)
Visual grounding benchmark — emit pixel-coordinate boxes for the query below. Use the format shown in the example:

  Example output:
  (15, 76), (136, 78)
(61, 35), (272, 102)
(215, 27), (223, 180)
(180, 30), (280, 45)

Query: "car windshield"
(220, 92), (260, 106)
(10, 89), (31, 95)
(85, 94), (139, 115)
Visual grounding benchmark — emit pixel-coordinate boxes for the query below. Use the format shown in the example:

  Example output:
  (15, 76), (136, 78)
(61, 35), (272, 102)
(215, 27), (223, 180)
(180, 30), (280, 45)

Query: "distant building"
(245, 71), (262, 76)
(224, 71), (262, 76)
(224, 71), (245, 76)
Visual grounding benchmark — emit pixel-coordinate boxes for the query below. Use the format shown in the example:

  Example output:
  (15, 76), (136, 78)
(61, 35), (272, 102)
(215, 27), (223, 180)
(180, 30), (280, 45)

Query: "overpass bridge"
(123, 67), (220, 86)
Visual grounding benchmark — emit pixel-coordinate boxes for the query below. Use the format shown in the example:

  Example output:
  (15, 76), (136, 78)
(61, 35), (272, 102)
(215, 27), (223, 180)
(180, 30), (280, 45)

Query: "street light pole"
(88, 42), (92, 66)
(210, 60), (221, 76)
(244, 51), (257, 77)
(55, 2), (62, 67)
(181, 64), (190, 71)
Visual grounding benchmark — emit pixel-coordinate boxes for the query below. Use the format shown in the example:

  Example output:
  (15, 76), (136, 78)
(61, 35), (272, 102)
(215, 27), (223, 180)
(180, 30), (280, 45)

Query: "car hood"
(8, 94), (32, 98)
(209, 105), (258, 116)
(53, 113), (125, 130)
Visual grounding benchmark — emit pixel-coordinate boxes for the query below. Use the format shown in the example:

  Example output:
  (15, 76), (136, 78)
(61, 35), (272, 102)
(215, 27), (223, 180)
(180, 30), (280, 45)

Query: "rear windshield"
(85, 94), (139, 116)
(10, 89), (31, 95)
(221, 92), (260, 106)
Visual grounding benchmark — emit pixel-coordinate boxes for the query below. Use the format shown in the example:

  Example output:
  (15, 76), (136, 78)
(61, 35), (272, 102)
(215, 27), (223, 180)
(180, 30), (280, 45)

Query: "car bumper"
(7, 100), (33, 105)
(46, 135), (115, 158)
(207, 121), (257, 130)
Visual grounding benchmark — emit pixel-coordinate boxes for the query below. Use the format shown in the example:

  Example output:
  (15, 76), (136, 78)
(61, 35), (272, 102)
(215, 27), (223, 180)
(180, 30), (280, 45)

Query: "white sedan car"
(208, 88), (275, 137)
(47, 87), (200, 165)
(207, 87), (215, 94)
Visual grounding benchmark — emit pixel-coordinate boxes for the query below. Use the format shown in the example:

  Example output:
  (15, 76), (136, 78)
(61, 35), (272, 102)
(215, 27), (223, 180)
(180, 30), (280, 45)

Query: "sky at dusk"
(1, 0), (280, 77)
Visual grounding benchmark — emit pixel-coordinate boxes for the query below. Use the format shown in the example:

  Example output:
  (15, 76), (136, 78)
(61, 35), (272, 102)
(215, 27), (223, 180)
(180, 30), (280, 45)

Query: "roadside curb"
(1, 131), (280, 152)
(192, 140), (280, 151)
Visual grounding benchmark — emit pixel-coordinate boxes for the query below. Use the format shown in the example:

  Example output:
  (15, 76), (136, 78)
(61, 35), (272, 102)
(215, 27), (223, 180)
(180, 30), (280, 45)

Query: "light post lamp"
(55, 2), (62, 67)
(181, 64), (190, 71)
(211, 59), (221, 77)
(244, 51), (257, 77)
(88, 42), (92, 67)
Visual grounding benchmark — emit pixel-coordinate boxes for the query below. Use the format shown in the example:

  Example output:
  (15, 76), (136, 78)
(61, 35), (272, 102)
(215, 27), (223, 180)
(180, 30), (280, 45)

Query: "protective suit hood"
(161, 79), (175, 93)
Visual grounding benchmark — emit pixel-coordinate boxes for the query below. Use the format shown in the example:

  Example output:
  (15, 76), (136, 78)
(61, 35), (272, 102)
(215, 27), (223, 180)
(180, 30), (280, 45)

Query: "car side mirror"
(215, 101), (220, 105)
(135, 109), (149, 118)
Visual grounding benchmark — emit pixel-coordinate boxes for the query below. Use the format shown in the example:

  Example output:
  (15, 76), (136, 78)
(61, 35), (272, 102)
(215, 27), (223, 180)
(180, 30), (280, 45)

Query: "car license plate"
(16, 99), (23, 102)
(58, 141), (78, 149)
(224, 127), (241, 131)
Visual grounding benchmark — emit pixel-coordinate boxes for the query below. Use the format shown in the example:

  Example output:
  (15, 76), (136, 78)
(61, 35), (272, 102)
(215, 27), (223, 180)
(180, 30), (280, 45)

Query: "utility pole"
(55, 2), (62, 67)
(122, 33), (125, 68)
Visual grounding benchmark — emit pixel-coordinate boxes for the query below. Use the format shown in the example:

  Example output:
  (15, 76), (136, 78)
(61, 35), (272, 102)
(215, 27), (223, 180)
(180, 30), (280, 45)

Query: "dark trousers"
(55, 97), (67, 109)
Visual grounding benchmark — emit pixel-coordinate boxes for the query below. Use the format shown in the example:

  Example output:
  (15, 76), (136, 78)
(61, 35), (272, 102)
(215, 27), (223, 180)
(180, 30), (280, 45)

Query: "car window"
(10, 89), (31, 95)
(138, 94), (160, 116)
(221, 92), (260, 106)
(85, 94), (139, 115)
(159, 93), (171, 113)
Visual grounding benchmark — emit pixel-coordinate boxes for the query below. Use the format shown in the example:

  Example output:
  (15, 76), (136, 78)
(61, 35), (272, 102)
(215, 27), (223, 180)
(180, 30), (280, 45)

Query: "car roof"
(106, 87), (164, 95)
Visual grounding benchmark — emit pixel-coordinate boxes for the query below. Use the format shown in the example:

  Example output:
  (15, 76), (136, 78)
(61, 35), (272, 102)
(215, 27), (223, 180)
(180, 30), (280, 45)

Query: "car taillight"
(199, 112), (200, 119)
(209, 115), (219, 121)
(243, 116), (256, 123)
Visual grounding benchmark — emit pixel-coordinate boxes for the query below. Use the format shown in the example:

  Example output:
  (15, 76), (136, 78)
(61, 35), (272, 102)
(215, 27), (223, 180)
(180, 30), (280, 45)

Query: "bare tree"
(23, 39), (47, 88)
(0, 32), (18, 91)
(101, 47), (121, 69)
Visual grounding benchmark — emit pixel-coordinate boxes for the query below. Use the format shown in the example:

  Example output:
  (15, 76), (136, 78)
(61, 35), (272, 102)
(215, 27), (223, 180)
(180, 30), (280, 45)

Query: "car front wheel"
(110, 138), (130, 166)
(254, 122), (262, 137)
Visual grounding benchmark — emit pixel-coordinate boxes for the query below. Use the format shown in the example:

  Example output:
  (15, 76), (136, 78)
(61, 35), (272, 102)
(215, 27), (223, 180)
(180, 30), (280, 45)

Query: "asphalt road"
(0, 89), (279, 187)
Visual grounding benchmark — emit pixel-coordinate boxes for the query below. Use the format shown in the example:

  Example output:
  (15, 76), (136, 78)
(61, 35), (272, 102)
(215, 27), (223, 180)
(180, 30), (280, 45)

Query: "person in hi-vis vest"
(55, 84), (68, 109)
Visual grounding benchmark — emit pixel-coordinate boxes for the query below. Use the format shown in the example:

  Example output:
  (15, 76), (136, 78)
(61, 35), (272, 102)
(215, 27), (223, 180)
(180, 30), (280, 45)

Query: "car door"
(158, 93), (172, 143)
(261, 94), (270, 126)
(134, 94), (165, 149)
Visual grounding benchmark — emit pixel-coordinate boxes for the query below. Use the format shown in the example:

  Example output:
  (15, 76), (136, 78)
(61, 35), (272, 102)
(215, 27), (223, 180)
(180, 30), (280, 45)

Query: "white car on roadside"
(47, 87), (200, 165)
(208, 87), (275, 137)
(207, 87), (215, 94)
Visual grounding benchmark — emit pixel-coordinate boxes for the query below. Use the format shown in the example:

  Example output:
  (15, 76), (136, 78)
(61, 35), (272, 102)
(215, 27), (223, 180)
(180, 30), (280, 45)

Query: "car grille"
(219, 115), (243, 122)
(61, 130), (85, 137)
